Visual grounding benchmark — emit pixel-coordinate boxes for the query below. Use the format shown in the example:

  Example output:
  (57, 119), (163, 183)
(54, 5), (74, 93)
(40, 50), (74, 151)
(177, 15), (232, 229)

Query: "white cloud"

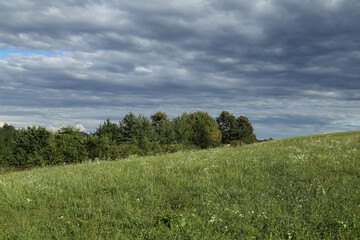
(303, 90), (341, 98)
(135, 66), (153, 73)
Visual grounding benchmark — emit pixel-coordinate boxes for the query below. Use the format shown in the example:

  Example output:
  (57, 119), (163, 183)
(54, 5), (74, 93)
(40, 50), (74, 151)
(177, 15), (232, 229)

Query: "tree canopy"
(217, 111), (256, 144)
(0, 111), (257, 169)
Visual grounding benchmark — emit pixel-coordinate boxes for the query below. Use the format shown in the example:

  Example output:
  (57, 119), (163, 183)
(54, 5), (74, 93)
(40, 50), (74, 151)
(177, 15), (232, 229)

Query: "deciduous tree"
(186, 111), (221, 148)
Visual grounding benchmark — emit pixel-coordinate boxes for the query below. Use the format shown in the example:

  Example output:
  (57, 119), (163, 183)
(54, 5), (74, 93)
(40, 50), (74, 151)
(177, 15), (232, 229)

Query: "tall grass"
(1, 131), (360, 239)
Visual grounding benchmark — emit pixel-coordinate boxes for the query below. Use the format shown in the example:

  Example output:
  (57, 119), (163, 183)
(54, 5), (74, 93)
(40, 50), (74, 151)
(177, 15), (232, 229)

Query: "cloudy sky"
(0, 0), (359, 139)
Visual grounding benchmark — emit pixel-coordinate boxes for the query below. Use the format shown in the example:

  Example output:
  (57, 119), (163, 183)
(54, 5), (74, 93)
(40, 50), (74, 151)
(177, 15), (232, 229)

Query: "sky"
(0, 0), (359, 139)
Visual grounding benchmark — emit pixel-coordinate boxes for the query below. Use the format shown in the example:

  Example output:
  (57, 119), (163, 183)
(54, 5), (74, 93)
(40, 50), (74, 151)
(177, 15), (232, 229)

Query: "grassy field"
(1, 131), (359, 239)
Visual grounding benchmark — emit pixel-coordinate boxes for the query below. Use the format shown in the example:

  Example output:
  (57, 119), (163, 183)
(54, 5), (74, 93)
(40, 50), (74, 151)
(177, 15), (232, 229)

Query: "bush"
(161, 144), (183, 153)
(0, 124), (17, 167)
(242, 133), (258, 144)
(117, 143), (143, 158)
(86, 135), (119, 160)
(50, 127), (88, 164)
(11, 126), (51, 167)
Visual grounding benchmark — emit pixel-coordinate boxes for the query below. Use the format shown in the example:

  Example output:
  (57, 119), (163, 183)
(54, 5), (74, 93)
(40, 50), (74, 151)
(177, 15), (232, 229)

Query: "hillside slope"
(1, 131), (359, 239)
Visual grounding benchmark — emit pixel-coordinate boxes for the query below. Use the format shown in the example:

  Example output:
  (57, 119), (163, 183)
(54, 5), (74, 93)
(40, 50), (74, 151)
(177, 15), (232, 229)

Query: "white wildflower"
(209, 215), (216, 223)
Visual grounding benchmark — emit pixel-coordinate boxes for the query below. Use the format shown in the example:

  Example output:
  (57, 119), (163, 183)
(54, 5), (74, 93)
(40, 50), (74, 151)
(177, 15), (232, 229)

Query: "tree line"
(0, 111), (256, 170)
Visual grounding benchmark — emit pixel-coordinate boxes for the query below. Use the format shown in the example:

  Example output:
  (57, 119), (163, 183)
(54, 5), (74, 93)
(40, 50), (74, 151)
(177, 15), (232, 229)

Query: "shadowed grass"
(1, 131), (360, 239)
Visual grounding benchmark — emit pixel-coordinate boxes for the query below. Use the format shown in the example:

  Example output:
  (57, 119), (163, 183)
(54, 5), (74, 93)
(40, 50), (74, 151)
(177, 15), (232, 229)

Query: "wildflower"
(209, 215), (216, 223)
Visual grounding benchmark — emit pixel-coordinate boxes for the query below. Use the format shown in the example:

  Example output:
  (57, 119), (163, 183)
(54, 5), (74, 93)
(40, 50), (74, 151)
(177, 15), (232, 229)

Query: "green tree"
(185, 111), (221, 149)
(51, 126), (88, 164)
(234, 116), (255, 142)
(0, 124), (17, 167)
(120, 112), (140, 142)
(120, 113), (156, 154)
(216, 112), (257, 144)
(172, 116), (189, 145)
(11, 126), (52, 167)
(216, 111), (237, 144)
(151, 112), (175, 145)
(136, 115), (156, 150)
(86, 134), (119, 160)
(151, 111), (168, 123)
(96, 118), (122, 143)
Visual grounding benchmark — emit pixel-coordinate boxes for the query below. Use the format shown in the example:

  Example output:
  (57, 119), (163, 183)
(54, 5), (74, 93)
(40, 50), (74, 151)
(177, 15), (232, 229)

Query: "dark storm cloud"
(0, 0), (359, 138)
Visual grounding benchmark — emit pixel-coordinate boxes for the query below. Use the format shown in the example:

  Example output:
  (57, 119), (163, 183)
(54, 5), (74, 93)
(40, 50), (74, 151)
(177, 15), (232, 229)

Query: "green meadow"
(1, 131), (359, 239)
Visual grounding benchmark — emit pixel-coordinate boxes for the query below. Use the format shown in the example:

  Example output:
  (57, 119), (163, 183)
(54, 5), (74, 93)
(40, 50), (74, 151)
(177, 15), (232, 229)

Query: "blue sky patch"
(0, 48), (60, 59)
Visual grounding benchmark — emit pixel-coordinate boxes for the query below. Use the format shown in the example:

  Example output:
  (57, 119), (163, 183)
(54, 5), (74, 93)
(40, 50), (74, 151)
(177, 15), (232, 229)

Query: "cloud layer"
(0, 0), (359, 138)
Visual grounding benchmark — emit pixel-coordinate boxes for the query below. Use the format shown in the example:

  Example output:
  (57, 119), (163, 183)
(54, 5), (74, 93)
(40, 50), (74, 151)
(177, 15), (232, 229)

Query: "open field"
(1, 131), (359, 239)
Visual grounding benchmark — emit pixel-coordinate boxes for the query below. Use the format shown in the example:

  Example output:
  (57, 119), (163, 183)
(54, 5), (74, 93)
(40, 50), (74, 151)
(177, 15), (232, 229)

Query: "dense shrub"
(0, 124), (17, 167)
(242, 133), (258, 144)
(11, 126), (52, 167)
(50, 127), (88, 164)
(160, 144), (183, 153)
(117, 143), (143, 158)
(86, 135), (119, 160)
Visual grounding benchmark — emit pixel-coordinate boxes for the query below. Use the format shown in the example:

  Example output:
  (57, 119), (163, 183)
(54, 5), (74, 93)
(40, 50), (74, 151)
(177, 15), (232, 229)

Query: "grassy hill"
(1, 131), (359, 239)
